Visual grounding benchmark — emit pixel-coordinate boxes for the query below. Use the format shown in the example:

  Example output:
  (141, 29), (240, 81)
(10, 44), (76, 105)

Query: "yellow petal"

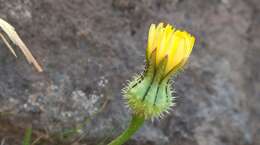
(165, 24), (174, 41)
(177, 31), (195, 68)
(156, 24), (175, 66)
(152, 23), (164, 50)
(147, 24), (156, 58)
(182, 34), (195, 65)
(166, 31), (185, 73)
(156, 28), (167, 65)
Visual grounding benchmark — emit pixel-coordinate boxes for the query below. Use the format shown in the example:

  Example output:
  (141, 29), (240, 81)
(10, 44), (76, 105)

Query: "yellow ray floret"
(146, 23), (195, 74)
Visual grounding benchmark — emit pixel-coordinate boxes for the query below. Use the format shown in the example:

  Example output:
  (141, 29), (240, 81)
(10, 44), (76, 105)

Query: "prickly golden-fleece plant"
(124, 23), (195, 119)
(109, 22), (195, 145)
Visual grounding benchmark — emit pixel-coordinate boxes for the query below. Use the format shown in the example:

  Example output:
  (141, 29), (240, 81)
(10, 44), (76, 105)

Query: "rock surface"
(0, 0), (259, 145)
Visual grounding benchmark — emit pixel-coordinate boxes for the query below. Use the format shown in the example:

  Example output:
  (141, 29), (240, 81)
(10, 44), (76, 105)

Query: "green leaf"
(22, 127), (32, 145)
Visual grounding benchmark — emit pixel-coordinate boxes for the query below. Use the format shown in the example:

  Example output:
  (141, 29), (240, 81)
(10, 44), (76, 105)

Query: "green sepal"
(123, 50), (175, 119)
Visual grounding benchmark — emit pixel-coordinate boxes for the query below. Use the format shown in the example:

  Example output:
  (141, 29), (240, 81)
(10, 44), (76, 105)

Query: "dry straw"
(0, 18), (42, 72)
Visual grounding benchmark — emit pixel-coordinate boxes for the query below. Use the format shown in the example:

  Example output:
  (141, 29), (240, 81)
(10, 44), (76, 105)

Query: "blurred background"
(0, 0), (259, 145)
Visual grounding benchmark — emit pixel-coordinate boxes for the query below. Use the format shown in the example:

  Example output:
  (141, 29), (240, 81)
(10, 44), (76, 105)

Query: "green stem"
(108, 114), (145, 145)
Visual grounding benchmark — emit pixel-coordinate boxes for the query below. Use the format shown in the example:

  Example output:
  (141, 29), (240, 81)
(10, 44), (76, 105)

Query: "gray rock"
(0, 0), (259, 145)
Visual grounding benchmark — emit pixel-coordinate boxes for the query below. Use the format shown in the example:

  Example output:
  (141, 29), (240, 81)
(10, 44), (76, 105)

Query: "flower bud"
(123, 23), (195, 119)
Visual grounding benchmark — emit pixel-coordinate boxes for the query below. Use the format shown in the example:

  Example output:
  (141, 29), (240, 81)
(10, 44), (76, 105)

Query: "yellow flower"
(109, 23), (196, 145)
(147, 23), (195, 75)
(123, 22), (195, 119)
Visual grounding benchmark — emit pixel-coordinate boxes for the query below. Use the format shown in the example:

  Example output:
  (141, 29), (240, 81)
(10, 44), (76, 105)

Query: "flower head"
(123, 23), (195, 119)
(147, 23), (195, 76)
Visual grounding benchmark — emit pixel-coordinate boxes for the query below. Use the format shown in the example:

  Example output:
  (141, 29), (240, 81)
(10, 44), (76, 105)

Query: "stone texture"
(0, 0), (259, 145)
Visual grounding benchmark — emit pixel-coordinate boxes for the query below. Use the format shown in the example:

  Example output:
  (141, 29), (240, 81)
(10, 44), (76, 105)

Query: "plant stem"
(108, 114), (145, 145)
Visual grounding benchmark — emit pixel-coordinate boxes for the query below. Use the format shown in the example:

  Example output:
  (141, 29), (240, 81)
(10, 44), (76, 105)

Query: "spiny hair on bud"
(122, 72), (144, 94)
(122, 75), (176, 119)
